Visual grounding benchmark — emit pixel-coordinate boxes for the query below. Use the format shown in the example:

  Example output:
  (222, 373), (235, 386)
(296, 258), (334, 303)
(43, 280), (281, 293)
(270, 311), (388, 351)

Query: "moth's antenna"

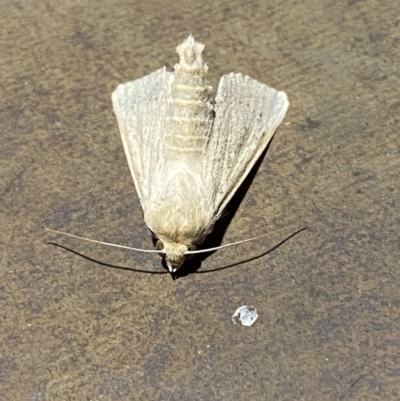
(44, 228), (164, 254)
(185, 226), (307, 255)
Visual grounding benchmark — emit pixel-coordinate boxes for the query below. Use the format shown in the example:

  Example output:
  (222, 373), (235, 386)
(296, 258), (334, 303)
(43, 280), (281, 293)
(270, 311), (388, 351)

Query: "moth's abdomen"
(165, 36), (214, 157)
(165, 88), (212, 154)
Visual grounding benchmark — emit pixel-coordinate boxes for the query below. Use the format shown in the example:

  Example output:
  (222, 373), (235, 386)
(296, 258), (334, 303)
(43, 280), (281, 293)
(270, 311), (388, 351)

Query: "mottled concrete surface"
(1, 0), (399, 400)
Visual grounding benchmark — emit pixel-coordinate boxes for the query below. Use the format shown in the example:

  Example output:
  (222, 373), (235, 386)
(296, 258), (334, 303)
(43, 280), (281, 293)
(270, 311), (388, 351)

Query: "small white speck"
(232, 305), (258, 326)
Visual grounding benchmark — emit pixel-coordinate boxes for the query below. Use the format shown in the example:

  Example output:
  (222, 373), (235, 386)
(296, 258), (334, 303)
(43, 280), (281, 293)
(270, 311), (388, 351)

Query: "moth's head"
(156, 240), (196, 273)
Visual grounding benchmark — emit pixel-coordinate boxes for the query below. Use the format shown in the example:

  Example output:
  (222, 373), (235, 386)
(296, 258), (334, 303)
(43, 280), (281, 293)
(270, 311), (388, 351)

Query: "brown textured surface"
(1, 0), (399, 400)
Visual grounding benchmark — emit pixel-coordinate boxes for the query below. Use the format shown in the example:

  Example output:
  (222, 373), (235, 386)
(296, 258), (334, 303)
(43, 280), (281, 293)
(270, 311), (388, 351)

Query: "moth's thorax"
(144, 169), (215, 247)
(144, 200), (211, 248)
(165, 35), (213, 159)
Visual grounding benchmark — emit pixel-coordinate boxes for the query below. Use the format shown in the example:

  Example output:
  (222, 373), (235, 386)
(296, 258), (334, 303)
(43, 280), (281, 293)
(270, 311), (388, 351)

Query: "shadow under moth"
(47, 35), (289, 273)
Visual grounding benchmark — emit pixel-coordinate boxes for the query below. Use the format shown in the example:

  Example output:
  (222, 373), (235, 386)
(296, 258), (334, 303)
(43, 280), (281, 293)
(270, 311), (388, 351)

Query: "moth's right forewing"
(112, 67), (174, 209)
(204, 73), (289, 216)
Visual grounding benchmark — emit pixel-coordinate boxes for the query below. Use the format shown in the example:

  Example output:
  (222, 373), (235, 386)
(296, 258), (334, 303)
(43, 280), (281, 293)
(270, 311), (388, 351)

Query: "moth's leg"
(185, 245), (197, 260)
(155, 240), (164, 257)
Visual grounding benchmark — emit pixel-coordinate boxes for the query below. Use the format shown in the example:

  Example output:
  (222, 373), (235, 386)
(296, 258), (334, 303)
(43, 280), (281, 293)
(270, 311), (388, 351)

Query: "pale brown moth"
(47, 35), (289, 273)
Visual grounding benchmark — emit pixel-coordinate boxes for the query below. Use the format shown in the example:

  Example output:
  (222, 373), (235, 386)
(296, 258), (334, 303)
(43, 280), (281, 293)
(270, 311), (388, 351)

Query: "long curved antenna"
(44, 228), (164, 254)
(185, 226), (307, 255)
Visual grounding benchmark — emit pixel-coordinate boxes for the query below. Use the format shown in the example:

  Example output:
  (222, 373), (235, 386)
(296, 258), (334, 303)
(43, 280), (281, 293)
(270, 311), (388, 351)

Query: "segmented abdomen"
(165, 36), (214, 158)
(166, 86), (213, 156)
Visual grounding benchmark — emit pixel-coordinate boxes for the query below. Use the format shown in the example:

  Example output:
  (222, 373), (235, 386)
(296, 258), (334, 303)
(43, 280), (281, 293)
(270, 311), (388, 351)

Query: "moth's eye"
(156, 240), (164, 257)
(185, 245), (197, 260)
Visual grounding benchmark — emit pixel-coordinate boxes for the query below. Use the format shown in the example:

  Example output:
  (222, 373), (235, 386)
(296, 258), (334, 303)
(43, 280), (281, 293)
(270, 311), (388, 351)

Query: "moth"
(111, 35), (289, 272)
(46, 35), (289, 274)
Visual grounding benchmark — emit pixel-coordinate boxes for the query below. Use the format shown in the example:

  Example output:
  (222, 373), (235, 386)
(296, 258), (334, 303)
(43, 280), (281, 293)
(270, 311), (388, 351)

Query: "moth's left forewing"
(111, 68), (174, 210)
(203, 73), (289, 216)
